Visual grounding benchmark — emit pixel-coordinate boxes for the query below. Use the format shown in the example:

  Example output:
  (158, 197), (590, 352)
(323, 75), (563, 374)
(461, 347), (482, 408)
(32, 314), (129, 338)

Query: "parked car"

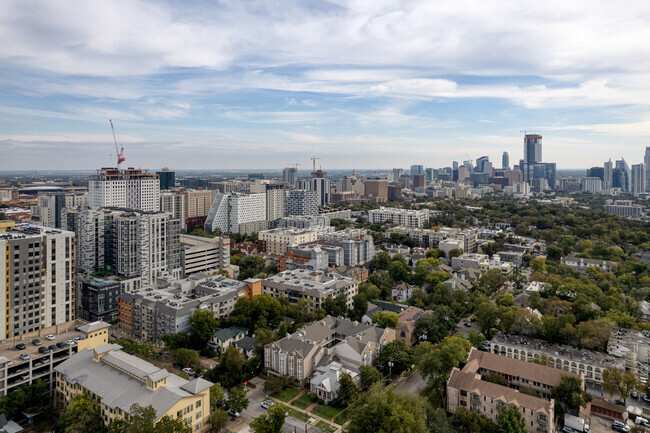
(631, 391), (639, 399)
(182, 368), (195, 376)
(640, 377), (648, 384)
(15, 343), (26, 350)
(20, 374), (29, 381)
(463, 322), (471, 327)
(45, 334), (55, 341)
(56, 341), (68, 348)
(32, 339), (41, 346)
(635, 417), (650, 427)
(65, 339), (75, 346)
(614, 399), (625, 406)
(38, 347), (50, 354)
(19, 354), (30, 361)
(48, 345), (58, 351)
(228, 410), (240, 418)
(643, 394), (650, 403)
(73, 337), (81, 342)
(562, 426), (577, 433)
(612, 420), (630, 432)
(261, 399), (272, 409)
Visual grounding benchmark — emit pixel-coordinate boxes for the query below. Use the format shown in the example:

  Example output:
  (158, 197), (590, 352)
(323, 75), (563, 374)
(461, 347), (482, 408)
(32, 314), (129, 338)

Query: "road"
(395, 371), (427, 395)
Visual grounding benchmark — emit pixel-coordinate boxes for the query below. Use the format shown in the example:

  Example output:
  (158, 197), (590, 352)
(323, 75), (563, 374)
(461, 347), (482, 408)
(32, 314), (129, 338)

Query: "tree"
(210, 383), (225, 409)
(108, 404), (191, 433)
(323, 295), (348, 317)
(498, 405), (528, 433)
(602, 367), (640, 403)
(478, 269), (503, 293)
(358, 282), (381, 301)
(253, 328), (278, 358)
(551, 375), (592, 412)
(230, 295), (286, 330)
(475, 300), (500, 338)
(467, 329), (486, 348)
(413, 305), (457, 344)
(602, 367), (621, 400)
(451, 407), (498, 433)
(346, 382), (428, 433)
(210, 408), (228, 433)
(369, 251), (392, 272)
(427, 407), (455, 433)
(372, 311), (399, 328)
(189, 309), (219, 347)
(484, 373), (508, 387)
(335, 372), (360, 407)
(375, 340), (414, 377)
(250, 403), (287, 433)
(388, 261), (411, 283)
(263, 376), (289, 395)
(530, 258), (547, 274)
(58, 393), (104, 433)
(448, 248), (463, 259)
(226, 386), (249, 415)
(415, 336), (471, 384)
(173, 348), (199, 368)
(348, 294), (368, 322)
(546, 245), (563, 261)
(359, 365), (382, 391)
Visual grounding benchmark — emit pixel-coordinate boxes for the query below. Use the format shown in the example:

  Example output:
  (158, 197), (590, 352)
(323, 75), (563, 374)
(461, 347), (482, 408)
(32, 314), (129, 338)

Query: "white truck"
(565, 414), (590, 433)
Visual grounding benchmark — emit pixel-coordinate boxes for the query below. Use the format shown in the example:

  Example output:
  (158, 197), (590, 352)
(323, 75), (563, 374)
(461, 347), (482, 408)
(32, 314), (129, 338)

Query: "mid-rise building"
(321, 229), (376, 266)
(364, 179), (388, 202)
(259, 227), (318, 255)
(266, 184), (286, 223)
(180, 234), (230, 276)
(277, 245), (330, 272)
(204, 192), (267, 235)
(368, 207), (429, 228)
(605, 200), (644, 218)
(160, 191), (186, 230)
(285, 190), (319, 216)
(631, 163), (646, 196)
(283, 167), (298, 186)
(156, 168), (175, 190)
(582, 177), (602, 193)
(89, 168), (160, 212)
(277, 215), (330, 229)
(30, 192), (88, 228)
(385, 226), (477, 252)
(451, 253), (489, 270)
(0, 224), (75, 340)
(297, 178), (330, 207)
(55, 342), (212, 432)
(262, 269), (358, 309)
(560, 254), (617, 274)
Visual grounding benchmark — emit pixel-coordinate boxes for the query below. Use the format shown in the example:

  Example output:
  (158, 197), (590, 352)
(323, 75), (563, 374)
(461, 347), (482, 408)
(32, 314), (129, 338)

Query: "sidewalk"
(269, 394), (343, 433)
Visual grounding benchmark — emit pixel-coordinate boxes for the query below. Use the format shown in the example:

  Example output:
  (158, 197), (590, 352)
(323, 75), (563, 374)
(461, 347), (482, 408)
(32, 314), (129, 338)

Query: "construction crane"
(310, 156), (320, 176)
(109, 119), (126, 168)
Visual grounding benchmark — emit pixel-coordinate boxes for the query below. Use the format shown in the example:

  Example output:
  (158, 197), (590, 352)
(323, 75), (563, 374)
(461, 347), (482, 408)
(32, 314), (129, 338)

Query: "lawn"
(292, 393), (318, 410)
(311, 404), (343, 421)
(273, 387), (301, 402)
(287, 408), (310, 422)
(316, 421), (338, 432)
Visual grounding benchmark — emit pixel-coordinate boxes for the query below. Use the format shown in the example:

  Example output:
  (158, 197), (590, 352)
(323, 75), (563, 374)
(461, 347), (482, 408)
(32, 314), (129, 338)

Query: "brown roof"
(591, 398), (628, 413)
(397, 307), (433, 332)
(448, 369), (552, 415)
(464, 348), (579, 387)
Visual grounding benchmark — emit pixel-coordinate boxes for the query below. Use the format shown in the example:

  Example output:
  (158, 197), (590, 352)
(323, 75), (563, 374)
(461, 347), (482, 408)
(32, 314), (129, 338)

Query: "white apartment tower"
(89, 168), (160, 212)
(204, 193), (267, 234)
(645, 147), (650, 192)
(631, 163), (646, 196)
(160, 191), (187, 230)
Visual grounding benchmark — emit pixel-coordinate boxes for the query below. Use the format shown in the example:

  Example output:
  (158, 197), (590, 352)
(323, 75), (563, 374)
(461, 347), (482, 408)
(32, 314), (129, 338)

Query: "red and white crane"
(109, 119), (126, 168)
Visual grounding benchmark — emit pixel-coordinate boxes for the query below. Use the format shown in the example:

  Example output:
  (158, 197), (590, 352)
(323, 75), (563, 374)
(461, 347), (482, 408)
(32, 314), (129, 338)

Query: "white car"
(640, 377), (648, 384)
(65, 340), (75, 346)
(182, 368), (195, 375)
(19, 354), (30, 361)
(45, 334), (55, 341)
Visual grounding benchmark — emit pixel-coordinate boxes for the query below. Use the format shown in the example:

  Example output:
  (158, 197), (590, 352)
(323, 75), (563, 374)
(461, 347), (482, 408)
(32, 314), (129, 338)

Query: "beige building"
(364, 179), (388, 202)
(55, 342), (212, 431)
(183, 189), (215, 219)
(259, 227), (318, 254)
(262, 269), (358, 309)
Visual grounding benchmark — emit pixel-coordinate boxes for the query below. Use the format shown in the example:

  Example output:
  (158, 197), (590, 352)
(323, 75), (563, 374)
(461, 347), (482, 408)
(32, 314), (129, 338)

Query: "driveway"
(395, 371), (427, 395)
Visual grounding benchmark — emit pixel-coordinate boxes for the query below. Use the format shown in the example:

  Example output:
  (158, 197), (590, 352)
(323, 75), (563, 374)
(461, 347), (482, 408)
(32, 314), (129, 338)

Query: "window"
(196, 400), (201, 408)
(195, 411), (201, 419)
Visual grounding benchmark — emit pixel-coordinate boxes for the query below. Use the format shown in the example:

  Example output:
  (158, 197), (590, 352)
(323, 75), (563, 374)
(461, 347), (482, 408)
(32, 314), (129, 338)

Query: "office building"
(180, 234), (230, 276)
(156, 168), (175, 190)
(285, 190), (318, 216)
(392, 168), (403, 182)
(89, 168), (160, 212)
(587, 166), (604, 180)
(614, 159), (631, 192)
(368, 207), (429, 228)
(412, 174), (425, 190)
(30, 192), (88, 229)
(160, 191), (186, 230)
(410, 165), (424, 176)
(0, 320), (110, 398)
(645, 148), (650, 192)
(475, 156), (489, 173)
(297, 178), (330, 207)
(0, 224), (75, 340)
(502, 152), (509, 170)
(631, 163), (646, 196)
(259, 227), (318, 255)
(78, 277), (121, 322)
(604, 159), (613, 189)
(262, 269), (358, 309)
(524, 134), (542, 164)
(364, 179), (388, 202)
(582, 177), (602, 193)
(283, 167), (298, 186)
(204, 192), (267, 235)
(55, 342), (212, 432)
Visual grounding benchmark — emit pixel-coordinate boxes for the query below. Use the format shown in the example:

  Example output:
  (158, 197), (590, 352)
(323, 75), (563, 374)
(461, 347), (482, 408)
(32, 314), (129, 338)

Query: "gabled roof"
(181, 378), (213, 394)
(76, 321), (111, 334)
(213, 325), (249, 342)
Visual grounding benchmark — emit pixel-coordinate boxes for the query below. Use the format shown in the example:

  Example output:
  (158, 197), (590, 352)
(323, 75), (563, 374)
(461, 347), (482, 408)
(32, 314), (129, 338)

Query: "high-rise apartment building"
(204, 193), (267, 235)
(283, 167), (298, 186)
(0, 224), (75, 340)
(392, 168), (403, 182)
(298, 178), (330, 207)
(89, 168), (160, 211)
(583, 177), (602, 193)
(631, 163), (646, 196)
(645, 148), (650, 192)
(410, 165), (424, 176)
(156, 168), (175, 190)
(604, 159), (613, 189)
(502, 152), (510, 170)
(160, 191), (186, 230)
(524, 134), (542, 164)
(30, 192), (88, 229)
(364, 179), (388, 201)
(266, 184), (286, 222)
(285, 190), (318, 216)
(614, 159), (631, 192)
(184, 189), (215, 220)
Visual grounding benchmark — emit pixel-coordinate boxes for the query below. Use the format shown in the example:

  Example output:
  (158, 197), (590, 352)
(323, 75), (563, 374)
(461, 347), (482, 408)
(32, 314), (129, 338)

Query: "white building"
(368, 207), (429, 227)
(262, 269), (358, 309)
(160, 191), (186, 230)
(204, 192), (267, 234)
(180, 234), (230, 276)
(89, 167), (160, 212)
(285, 190), (318, 216)
(30, 192), (88, 228)
(582, 177), (602, 193)
(631, 163), (646, 196)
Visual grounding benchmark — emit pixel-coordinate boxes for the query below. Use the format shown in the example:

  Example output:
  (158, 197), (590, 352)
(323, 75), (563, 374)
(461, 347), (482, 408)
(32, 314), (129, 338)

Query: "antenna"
(109, 119), (126, 168)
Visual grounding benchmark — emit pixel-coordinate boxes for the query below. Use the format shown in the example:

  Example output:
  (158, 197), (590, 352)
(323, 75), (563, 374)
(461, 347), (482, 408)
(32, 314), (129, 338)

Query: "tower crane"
(110, 119), (126, 168)
(310, 156), (320, 176)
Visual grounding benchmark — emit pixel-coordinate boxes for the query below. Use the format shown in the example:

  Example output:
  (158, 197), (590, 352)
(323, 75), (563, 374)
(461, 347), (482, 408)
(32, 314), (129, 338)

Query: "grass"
(316, 421), (338, 432)
(273, 386), (301, 402)
(311, 404), (343, 421)
(292, 393), (318, 409)
(287, 408), (310, 422)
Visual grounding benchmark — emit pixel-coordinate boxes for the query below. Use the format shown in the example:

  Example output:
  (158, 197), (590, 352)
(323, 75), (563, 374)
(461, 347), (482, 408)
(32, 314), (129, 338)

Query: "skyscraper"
(282, 167), (298, 186)
(205, 193), (268, 234)
(502, 152), (510, 170)
(410, 165), (424, 176)
(645, 147), (650, 192)
(631, 163), (646, 196)
(392, 168), (403, 182)
(615, 159), (631, 192)
(156, 168), (175, 190)
(475, 156), (489, 173)
(603, 159), (613, 190)
(524, 134), (542, 164)
(89, 167), (160, 211)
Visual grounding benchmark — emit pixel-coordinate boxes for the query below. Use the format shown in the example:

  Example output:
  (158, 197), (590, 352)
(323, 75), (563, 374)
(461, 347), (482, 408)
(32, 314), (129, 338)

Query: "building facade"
(204, 192), (267, 235)
(89, 168), (160, 212)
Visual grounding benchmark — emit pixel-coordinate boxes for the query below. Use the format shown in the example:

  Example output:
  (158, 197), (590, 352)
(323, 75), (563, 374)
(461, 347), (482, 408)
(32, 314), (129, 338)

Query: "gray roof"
(55, 345), (213, 420)
(235, 336), (256, 351)
(181, 378), (212, 394)
(76, 321), (111, 334)
(213, 326), (249, 342)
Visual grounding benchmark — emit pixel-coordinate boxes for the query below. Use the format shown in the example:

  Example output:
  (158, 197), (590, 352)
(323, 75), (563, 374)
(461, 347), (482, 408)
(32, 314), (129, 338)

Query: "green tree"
(249, 403), (288, 433)
(369, 251), (392, 271)
(173, 348), (199, 368)
(448, 248), (463, 259)
(475, 300), (500, 338)
(450, 407), (498, 433)
(346, 382), (428, 433)
(415, 336), (471, 384)
(388, 260), (411, 283)
(375, 340), (415, 377)
(263, 376), (289, 395)
(226, 386), (249, 415)
(189, 309), (219, 347)
(358, 282), (381, 301)
(530, 258), (547, 274)
(484, 373), (508, 387)
(108, 404), (191, 433)
(323, 295), (348, 317)
(359, 365), (382, 391)
(478, 269), (503, 293)
(210, 383), (225, 409)
(58, 394), (105, 433)
(335, 372), (360, 407)
(372, 311), (399, 328)
(230, 295), (286, 330)
(467, 329), (486, 348)
(546, 245), (563, 261)
(498, 405), (527, 433)
(551, 375), (592, 412)
(348, 294), (368, 322)
(210, 408), (228, 433)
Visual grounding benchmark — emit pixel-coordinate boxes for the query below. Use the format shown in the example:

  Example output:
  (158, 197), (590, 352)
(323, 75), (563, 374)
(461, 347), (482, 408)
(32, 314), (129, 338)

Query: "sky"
(1, 0), (650, 171)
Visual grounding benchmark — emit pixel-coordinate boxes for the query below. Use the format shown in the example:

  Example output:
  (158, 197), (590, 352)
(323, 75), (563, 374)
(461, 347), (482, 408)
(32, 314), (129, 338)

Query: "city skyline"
(2, 1), (650, 170)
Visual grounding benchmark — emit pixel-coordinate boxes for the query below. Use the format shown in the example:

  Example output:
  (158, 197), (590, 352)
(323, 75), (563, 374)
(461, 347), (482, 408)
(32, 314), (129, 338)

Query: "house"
(391, 282), (413, 303)
(561, 255), (617, 274)
(234, 336), (256, 359)
(310, 362), (359, 404)
(208, 326), (249, 352)
(456, 268), (482, 283)
(443, 276), (473, 292)
(396, 307), (433, 346)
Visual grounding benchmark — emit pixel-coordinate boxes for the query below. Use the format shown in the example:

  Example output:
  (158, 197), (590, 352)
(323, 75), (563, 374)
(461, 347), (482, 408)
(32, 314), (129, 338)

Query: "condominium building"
(582, 177), (602, 193)
(0, 320), (110, 398)
(30, 192), (88, 228)
(55, 343), (212, 432)
(89, 168), (160, 212)
(605, 200), (644, 218)
(631, 163), (646, 196)
(184, 189), (216, 219)
(277, 245), (330, 272)
(160, 191), (186, 230)
(264, 316), (395, 386)
(447, 348), (560, 433)
(451, 253), (489, 270)
(364, 179), (388, 202)
(297, 178), (330, 207)
(285, 190), (318, 216)
(385, 226), (477, 252)
(266, 184), (286, 222)
(118, 274), (260, 342)
(368, 207), (429, 227)
(277, 215), (330, 229)
(262, 269), (358, 309)
(560, 254), (617, 274)
(259, 228), (319, 255)
(0, 224), (75, 340)
(204, 192), (267, 235)
(321, 229), (376, 266)
(180, 234), (230, 276)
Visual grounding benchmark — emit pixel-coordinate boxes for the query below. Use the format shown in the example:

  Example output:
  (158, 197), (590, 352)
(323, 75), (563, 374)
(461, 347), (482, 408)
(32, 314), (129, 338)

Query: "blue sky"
(1, 0), (650, 170)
